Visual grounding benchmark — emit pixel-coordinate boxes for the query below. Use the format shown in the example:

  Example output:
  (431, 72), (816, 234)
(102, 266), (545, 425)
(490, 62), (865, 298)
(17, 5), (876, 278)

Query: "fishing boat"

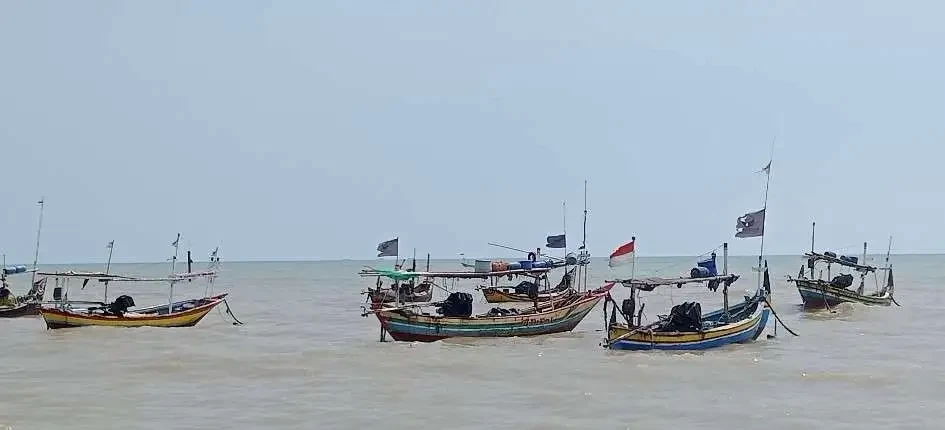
(361, 249), (437, 304)
(363, 267), (611, 342)
(603, 243), (773, 351)
(0, 198), (47, 318)
(0, 271), (47, 318)
(478, 267), (576, 304)
(478, 182), (593, 304)
(787, 223), (896, 308)
(604, 157), (796, 351)
(37, 235), (232, 330)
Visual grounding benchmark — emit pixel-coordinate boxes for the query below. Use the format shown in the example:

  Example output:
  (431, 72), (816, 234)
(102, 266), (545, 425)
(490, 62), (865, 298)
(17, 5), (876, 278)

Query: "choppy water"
(2, 255), (943, 429)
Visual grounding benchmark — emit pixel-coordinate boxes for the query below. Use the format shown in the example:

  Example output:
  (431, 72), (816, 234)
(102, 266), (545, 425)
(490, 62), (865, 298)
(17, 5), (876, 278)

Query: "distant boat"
(0, 199), (47, 318)
(788, 226), (896, 308)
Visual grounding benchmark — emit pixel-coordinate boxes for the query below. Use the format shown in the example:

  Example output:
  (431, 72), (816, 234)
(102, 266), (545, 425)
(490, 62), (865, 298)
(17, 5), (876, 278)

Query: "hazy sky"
(1, 1), (942, 263)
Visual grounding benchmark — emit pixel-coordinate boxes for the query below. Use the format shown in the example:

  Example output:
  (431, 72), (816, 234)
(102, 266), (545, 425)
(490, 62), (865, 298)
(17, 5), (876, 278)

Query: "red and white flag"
(609, 238), (636, 268)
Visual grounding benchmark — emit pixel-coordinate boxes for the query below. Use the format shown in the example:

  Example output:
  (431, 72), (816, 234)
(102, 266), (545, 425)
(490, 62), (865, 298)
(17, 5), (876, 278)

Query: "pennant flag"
(106, 240), (114, 250)
(545, 234), (566, 249)
(609, 238), (635, 268)
(377, 238), (399, 257)
(171, 234), (180, 247)
(735, 209), (765, 238)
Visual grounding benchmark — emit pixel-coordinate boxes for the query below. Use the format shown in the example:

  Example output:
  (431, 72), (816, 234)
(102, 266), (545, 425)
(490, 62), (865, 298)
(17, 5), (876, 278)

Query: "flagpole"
(760, 138), (774, 336)
(759, 138), (774, 268)
(30, 198), (45, 291)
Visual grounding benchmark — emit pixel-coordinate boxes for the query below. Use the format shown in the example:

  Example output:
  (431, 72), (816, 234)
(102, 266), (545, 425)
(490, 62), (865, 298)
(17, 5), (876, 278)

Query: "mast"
(29, 198), (45, 291)
(758, 150), (772, 291)
(104, 240), (115, 303)
(168, 233), (180, 314)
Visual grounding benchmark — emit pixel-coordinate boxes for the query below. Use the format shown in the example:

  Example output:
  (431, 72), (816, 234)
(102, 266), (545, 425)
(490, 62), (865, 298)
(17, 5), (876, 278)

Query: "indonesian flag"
(609, 238), (636, 268)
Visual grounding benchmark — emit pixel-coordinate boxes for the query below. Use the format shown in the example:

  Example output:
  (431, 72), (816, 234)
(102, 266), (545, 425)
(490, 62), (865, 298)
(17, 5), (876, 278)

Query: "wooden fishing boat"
(0, 302), (41, 318)
(605, 158), (801, 350)
(38, 235), (232, 330)
(40, 294), (227, 329)
(787, 226), (896, 308)
(0, 199), (47, 318)
(366, 283), (612, 342)
(604, 243), (773, 351)
(479, 267), (576, 304)
(365, 280), (434, 304)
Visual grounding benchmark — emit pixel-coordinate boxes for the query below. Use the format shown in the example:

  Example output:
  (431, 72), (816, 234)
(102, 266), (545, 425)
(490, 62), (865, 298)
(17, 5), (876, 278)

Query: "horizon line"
(21, 251), (944, 266)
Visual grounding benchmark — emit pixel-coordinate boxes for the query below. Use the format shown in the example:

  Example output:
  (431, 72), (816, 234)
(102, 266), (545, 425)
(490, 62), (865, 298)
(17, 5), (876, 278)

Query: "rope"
(222, 299), (244, 325)
(762, 298), (798, 336)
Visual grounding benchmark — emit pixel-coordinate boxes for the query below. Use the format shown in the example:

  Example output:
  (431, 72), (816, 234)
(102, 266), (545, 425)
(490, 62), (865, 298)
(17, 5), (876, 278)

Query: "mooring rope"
(762, 298), (798, 336)
(222, 299), (244, 325)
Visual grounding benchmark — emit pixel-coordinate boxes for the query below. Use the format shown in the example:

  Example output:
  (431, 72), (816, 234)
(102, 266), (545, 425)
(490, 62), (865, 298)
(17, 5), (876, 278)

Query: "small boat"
(0, 278), (47, 318)
(604, 243), (772, 351)
(0, 199), (47, 318)
(38, 235), (230, 330)
(40, 294), (228, 329)
(364, 280), (434, 304)
(787, 225), (896, 308)
(361, 251), (438, 304)
(478, 267), (576, 304)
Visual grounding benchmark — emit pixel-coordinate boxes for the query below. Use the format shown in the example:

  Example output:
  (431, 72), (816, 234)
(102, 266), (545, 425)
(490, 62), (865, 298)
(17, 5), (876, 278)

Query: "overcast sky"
(1, 1), (942, 263)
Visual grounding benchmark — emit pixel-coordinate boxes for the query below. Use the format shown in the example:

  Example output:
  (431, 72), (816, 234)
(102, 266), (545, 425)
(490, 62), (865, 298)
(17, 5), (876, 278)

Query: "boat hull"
(375, 285), (611, 342)
(39, 294), (227, 329)
(607, 306), (770, 351)
(793, 279), (892, 308)
(0, 302), (41, 318)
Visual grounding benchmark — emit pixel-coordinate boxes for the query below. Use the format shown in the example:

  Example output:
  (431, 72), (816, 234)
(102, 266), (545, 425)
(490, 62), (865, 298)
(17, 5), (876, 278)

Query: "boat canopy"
(360, 266), (553, 281)
(36, 270), (217, 282)
(613, 274), (740, 291)
(804, 252), (877, 272)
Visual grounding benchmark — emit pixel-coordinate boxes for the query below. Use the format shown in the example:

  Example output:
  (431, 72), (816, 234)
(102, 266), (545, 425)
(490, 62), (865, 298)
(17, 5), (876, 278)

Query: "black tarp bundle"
(664, 302), (702, 332)
(436, 292), (473, 317)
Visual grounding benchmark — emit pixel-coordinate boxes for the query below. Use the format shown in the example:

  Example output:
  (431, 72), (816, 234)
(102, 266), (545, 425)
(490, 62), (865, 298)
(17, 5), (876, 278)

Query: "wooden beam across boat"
(359, 267), (553, 280)
(36, 270), (217, 283)
(803, 252), (879, 272)
(612, 274), (740, 290)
